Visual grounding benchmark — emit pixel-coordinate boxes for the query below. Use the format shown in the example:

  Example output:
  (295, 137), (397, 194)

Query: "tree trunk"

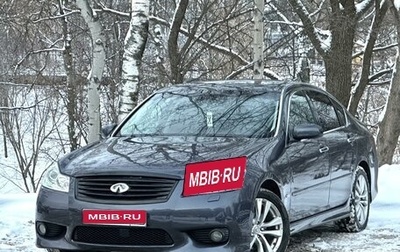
(0, 85), (9, 158)
(118, 0), (150, 122)
(348, 0), (389, 115)
(324, 55), (353, 107)
(324, 8), (357, 107)
(376, 1), (400, 165)
(76, 0), (106, 143)
(253, 0), (264, 79)
(168, 0), (189, 84)
(60, 1), (79, 151)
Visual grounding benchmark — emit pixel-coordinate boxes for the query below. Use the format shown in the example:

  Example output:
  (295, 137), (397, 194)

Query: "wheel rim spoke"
(255, 199), (263, 224)
(255, 237), (263, 252)
(261, 229), (283, 237)
(262, 216), (282, 228)
(250, 235), (257, 248)
(261, 201), (272, 224)
(259, 234), (273, 252)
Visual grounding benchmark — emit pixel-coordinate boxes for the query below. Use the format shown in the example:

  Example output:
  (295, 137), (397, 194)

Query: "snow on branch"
(32, 10), (80, 23)
(225, 61), (281, 80)
(369, 80), (391, 85)
(369, 68), (393, 82)
(0, 81), (33, 87)
(150, 16), (248, 65)
(356, 0), (374, 16)
(288, 0), (327, 56)
(267, 20), (303, 28)
(14, 47), (64, 73)
(396, 0), (400, 10)
(94, 3), (280, 80)
(225, 62), (253, 79)
(310, 0), (327, 17)
(268, 2), (302, 33)
(0, 105), (37, 111)
(352, 42), (398, 59)
(94, 2), (130, 17)
(263, 69), (281, 80)
(192, 8), (253, 45)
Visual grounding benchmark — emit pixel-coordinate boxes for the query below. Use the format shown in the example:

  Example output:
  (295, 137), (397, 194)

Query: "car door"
(307, 90), (355, 208)
(285, 91), (331, 221)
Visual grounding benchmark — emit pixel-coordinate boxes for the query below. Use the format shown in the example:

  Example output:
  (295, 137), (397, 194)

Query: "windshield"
(119, 90), (280, 138)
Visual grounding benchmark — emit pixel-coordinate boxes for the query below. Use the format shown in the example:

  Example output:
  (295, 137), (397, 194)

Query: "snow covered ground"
(0, 165), (399, 252)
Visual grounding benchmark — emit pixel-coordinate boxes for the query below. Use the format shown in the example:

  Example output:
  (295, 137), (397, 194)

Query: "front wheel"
(250, 190), (290, 252)
(337, 167), (371, 232)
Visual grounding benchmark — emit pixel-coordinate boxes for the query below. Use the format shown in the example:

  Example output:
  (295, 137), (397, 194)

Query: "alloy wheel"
(250, 197), (284, 252)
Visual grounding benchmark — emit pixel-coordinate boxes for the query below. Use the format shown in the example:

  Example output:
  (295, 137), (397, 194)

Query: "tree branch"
(352, 42), (398, 59)
(288, 0), (327, 57)
(369, 68), (393, 82)
(32, 10), (80, 23)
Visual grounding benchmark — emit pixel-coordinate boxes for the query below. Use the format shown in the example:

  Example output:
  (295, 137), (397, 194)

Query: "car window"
(288, 91), (316, 136)
(307, 91), (341, 131)
(330, 99), (347, 126)
(118, 91), (280, 138)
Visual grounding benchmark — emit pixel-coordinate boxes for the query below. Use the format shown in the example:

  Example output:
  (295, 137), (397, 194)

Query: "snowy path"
(0, 165), (399, 252)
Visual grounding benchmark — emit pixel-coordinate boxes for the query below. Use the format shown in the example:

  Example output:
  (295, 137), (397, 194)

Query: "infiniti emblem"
(110, 183), (130, 193)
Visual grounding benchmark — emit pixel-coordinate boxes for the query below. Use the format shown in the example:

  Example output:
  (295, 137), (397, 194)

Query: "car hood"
(59, 136), (278, 179)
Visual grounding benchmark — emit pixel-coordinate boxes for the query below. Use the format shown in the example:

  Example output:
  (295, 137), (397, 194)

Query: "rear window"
(119, 91), (280, 138)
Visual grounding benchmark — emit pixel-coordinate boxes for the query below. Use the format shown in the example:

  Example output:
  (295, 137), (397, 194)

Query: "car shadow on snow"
(286, 224), (348, 252)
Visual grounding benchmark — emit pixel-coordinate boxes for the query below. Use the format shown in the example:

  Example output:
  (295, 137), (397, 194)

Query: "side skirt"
(289, 202), (350, 235)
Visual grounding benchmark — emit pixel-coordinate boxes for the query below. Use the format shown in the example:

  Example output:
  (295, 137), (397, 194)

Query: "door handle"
(319, 146), (330, 153)
(347, 134), (356, 145)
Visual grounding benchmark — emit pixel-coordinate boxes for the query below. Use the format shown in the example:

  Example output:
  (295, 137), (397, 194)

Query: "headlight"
(41, 164), (70, 192)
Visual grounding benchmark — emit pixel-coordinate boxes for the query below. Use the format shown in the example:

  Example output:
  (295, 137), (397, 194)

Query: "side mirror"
(292, 123), (322, 140)
(101, 123), (118, 139)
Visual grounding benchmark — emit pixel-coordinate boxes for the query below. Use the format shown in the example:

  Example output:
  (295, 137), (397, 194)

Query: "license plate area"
(82, 210), (147, 226)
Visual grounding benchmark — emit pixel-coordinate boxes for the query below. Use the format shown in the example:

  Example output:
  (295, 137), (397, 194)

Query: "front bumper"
(36, 180), (254, 252)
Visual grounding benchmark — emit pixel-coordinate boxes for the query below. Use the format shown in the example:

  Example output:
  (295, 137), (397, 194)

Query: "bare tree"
(348, 0), (389, 115)
(253, 0), (264, 79)
(118, 0), (150, 121)
(0, 85), (65, 192)
(376, 0), (400, 165)
(283, 0), (373, 106)
(76, 0), (106, 143)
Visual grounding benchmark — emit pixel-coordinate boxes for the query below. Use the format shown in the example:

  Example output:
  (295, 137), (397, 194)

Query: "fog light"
(37, 222), (47, 236)
(209, 229), (224, 243)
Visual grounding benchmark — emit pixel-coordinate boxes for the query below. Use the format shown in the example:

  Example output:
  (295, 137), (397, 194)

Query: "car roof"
(155, 79), (320, 95)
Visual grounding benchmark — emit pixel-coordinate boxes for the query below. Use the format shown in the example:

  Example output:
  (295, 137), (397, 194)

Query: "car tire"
(250, 190), (290, 252)
(337, 166), (371, 232)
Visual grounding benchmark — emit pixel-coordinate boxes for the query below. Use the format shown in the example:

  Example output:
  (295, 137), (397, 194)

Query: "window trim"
(285, 90), (318, 142)
(305, 90), (344, 133)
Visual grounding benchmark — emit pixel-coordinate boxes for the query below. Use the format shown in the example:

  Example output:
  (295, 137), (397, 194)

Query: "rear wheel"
(337, 167), (370, 232)
(250, 190), (290, 252)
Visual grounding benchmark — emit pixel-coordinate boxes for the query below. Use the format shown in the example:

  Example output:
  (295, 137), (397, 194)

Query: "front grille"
(76, 176), (178, 204)
(73, 226), (173, 246)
